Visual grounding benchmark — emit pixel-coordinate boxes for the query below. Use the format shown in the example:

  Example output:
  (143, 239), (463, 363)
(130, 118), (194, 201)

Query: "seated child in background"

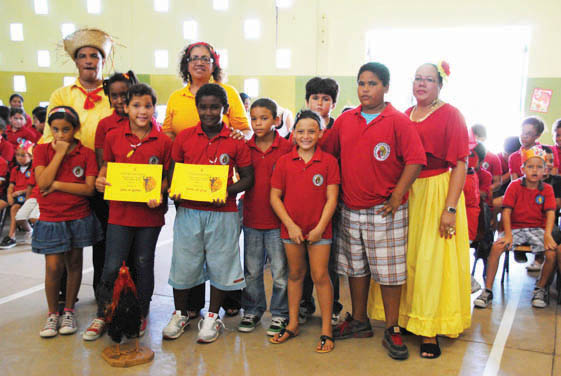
(473, 143), (493, 208)
(464, 145), (481, 242)
(31, 106), (47, 140)
(0, 141), (34, 249)
(552, 118), (561, 165)
(474, 146), (557, 308)
(0, 120), (14, 166)
(495, 136), (522, 205)
(237, 98), (292, 336)
(472, 124), (502, 192)
(14, 169), (40, 245)
(6, 108), (39, 150)
(300, 76), (343, 325)
(270, 110), (340, 353)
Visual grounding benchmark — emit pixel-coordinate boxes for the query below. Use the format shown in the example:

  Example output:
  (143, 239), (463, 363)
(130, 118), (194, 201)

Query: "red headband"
(186, 42), (221, 69)
(48, 107), (78, 122)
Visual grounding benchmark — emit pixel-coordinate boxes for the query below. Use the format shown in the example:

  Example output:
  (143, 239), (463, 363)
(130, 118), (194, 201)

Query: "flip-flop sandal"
(270, 328), (298, 344)
(316, 335), (335, 353)
(420, 337), (441, 359)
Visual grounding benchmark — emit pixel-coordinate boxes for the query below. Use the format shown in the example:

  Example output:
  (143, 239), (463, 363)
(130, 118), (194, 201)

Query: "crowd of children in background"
(5, 55), (561, 360)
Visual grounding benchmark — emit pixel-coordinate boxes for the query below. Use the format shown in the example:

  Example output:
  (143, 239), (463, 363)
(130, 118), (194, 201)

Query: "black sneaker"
(266, 317), (287, 336)
(474, 288), (493, 308)
(382, 326), (409, 360)
(237, 314), (260, 333)
(0, 236), (16, 249)
(332, 313), (374, 339)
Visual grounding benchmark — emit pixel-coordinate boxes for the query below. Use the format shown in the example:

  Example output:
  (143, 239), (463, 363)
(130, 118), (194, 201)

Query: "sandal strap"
(320, 335), (334, 343)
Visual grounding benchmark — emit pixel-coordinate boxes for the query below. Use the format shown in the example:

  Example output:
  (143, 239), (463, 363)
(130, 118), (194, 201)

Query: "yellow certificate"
(170, 163), (228, 202)
(104, 162), (162, 203)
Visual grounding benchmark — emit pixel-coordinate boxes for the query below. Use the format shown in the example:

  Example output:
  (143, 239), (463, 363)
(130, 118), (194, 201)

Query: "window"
(63, 76), (75, 86)
(213, 0), (228, 11)
(216, 48), (228, 69)
(276, 0), (293, 8)
(87, 0), (101, 14)
(34, 0), (48, 14)
(39, 101), (50, 107)
(244, 78), (259, 98)
(154, 50), (168, 68)
(13, 76), (27, 92)
(276, 48), (291, 69)
(154, 0), (168, 12)
(37, 50), (50, 67)
(244, 19), (261, 40)
(61, 23), (76, 38)
(183, 20), (198, 41)
(10, 24), (24, 41)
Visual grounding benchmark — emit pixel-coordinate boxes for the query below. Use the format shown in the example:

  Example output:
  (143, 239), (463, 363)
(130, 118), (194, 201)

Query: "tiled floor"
(0, 206), (558, 375)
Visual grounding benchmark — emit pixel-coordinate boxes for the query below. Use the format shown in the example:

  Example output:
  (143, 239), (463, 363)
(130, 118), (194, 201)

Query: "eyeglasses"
(188, 55), (214, 64)
(413, 76), (437, 84)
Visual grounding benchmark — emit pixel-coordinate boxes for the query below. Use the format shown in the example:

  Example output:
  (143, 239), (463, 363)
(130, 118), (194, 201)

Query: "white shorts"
(15, 198), (39, 221)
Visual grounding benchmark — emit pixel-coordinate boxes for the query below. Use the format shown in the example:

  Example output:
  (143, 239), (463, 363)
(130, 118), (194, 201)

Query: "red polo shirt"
(6, 126), (39, 149)
(502, 178), (555, 229)
(171, 123), (251, 212)
(271, 146), (340, 239)
(482, 152), (501, 177)
(0, 139), (14, 166)
(10, 165), (33, 192)
(509, 144), (559, 176)
(28, 173), (40, 199)
(322, 103), (426, 210)
(244, 132), (292, 229)
(477, 168), (493, 206)
(32, 141), (98, 222)
(95, 110), (128, 150)
(0, 158), (9, 195)
(104, 123), (172, 227)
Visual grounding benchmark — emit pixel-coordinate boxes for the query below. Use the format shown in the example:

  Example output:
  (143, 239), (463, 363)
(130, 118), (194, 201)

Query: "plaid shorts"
(335, 202), (408, 285)
(501, 227), (545, 254)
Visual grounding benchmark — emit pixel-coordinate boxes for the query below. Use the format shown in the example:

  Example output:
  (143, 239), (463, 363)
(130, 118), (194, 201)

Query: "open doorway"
(365, 26), (530, 152)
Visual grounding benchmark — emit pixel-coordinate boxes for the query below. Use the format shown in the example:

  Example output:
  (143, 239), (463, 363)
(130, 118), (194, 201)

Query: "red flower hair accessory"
(437, 60), (451, 82)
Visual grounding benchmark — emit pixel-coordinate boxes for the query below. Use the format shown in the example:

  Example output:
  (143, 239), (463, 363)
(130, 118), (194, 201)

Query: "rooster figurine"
(101, 262), (153, 367)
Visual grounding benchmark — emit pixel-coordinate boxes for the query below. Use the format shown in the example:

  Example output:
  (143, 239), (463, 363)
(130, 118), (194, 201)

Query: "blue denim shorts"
(32, 213), (103, 255)
(282, 238), (332, 245)
(168, 207), (245, 291)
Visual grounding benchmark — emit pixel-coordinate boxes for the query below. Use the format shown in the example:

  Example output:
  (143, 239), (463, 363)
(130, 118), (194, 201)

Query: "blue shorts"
(32, 213), (103, 255)
(168, 207), (245, 291)
(282, 238), (332, 246)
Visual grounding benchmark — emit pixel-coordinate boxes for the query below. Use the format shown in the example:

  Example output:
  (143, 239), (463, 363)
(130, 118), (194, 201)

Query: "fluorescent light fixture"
(154, 0), (168, 12)
(10, 24), (24, 41)
(276, 48), (291, 69)
(37, 50), (51, 67)
(244, 19), (261, 40)
(154, 49), (169, 68)
(87, 0), (101, 14)
(63, 76), (75, 86)
(39, 101), (50, 107)
(183, 20), (198, 40)
(216, 48), (228, 69)
(276, 0), (293, 8)
(213, 0), (228, 11)
(34, 0), (48, 14)
(61, 23), (76, 38)
(13, 75), (27, 92)
(244, 78), (259, 98)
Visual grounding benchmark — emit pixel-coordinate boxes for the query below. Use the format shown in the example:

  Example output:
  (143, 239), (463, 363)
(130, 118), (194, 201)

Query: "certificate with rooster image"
(170, 163), (228, 202)
(104, 162), (162, 203)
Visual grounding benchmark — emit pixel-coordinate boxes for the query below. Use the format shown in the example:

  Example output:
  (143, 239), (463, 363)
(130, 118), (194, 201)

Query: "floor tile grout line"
(0, 238), (173, 305)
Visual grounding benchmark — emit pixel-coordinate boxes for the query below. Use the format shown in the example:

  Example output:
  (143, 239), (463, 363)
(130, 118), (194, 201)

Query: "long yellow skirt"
(367, 171), (471, 337)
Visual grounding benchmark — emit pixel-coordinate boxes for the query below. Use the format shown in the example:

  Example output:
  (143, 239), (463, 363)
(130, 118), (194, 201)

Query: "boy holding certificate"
(84, 83), (172, 341)
(165, 83), (254, 343)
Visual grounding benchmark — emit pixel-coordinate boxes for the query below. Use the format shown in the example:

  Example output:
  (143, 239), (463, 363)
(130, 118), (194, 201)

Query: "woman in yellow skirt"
(368, 61), (471, 358)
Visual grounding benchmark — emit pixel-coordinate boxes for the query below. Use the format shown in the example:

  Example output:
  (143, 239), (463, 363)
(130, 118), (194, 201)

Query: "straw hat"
(63, 28), (113, 60)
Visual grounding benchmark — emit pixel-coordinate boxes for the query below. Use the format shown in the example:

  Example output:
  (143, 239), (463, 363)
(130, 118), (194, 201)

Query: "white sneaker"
(162, 310), (189, 340)
(22, 230), (33, 245)
(82, 318), (106, 341)
(526, 260), (543, 272)
(197, 312), (224, 343)
(532, 287), (548, 308)
(58, 310), (77, 335)
(40, 314), (59, 338)
(471, 276), (482, 294)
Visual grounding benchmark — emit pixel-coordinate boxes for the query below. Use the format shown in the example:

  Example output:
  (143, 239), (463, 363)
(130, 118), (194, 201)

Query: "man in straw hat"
(42, 28), (114, 299)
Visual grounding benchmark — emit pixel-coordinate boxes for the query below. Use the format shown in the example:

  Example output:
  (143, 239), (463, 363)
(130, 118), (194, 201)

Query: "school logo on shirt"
(313, 174), (324, 187)
(373, 143), (391, 161)
(536, 194), (545, 205)
(482, 161), (489, 170)
(72, 166), (84, 178)
(219, 153), (230, 165)
(148, 156), (159, 164)
(24, 170), (31, 178)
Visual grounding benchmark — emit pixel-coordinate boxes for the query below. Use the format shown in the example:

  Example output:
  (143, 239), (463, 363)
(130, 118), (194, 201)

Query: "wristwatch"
(446, 206), (457, 214)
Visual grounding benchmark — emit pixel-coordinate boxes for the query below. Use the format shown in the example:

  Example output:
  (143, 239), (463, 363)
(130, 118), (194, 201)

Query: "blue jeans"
(96, 224), (162, 317)
(242, 227), (288, 319)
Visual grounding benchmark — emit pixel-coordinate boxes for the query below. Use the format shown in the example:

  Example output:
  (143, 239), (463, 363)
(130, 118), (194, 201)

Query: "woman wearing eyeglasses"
(397, 62), (471, 359)
(162, 42), (250, 330)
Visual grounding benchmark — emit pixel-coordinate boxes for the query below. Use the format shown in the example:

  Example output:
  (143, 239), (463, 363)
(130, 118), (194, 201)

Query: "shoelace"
(61, 313), (74, 328)
(198, 317), (228, 332)
(242, 314), (258, 323)
(270, 317), (285, 326)
(88, 319), (104, 332)
(43, 315), (58, 331)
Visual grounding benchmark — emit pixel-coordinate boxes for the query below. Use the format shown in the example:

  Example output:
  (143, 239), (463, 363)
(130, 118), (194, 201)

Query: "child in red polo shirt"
(464, 145), (481, 242)
(237, 98), (292, 335)
(323, 62), (426, 360)
(269, 110), (340, 353)
(6, 108), (39, 150)
(475, 146), (557, 309)
(32, 106), (101, 338)
(165, 83), (254, 344)
(84, 84), (172, 341)
(0, 141), (34, 249)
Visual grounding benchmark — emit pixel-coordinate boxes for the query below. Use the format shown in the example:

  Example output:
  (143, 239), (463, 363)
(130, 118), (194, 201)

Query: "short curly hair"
(179, 42), (223, 84)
